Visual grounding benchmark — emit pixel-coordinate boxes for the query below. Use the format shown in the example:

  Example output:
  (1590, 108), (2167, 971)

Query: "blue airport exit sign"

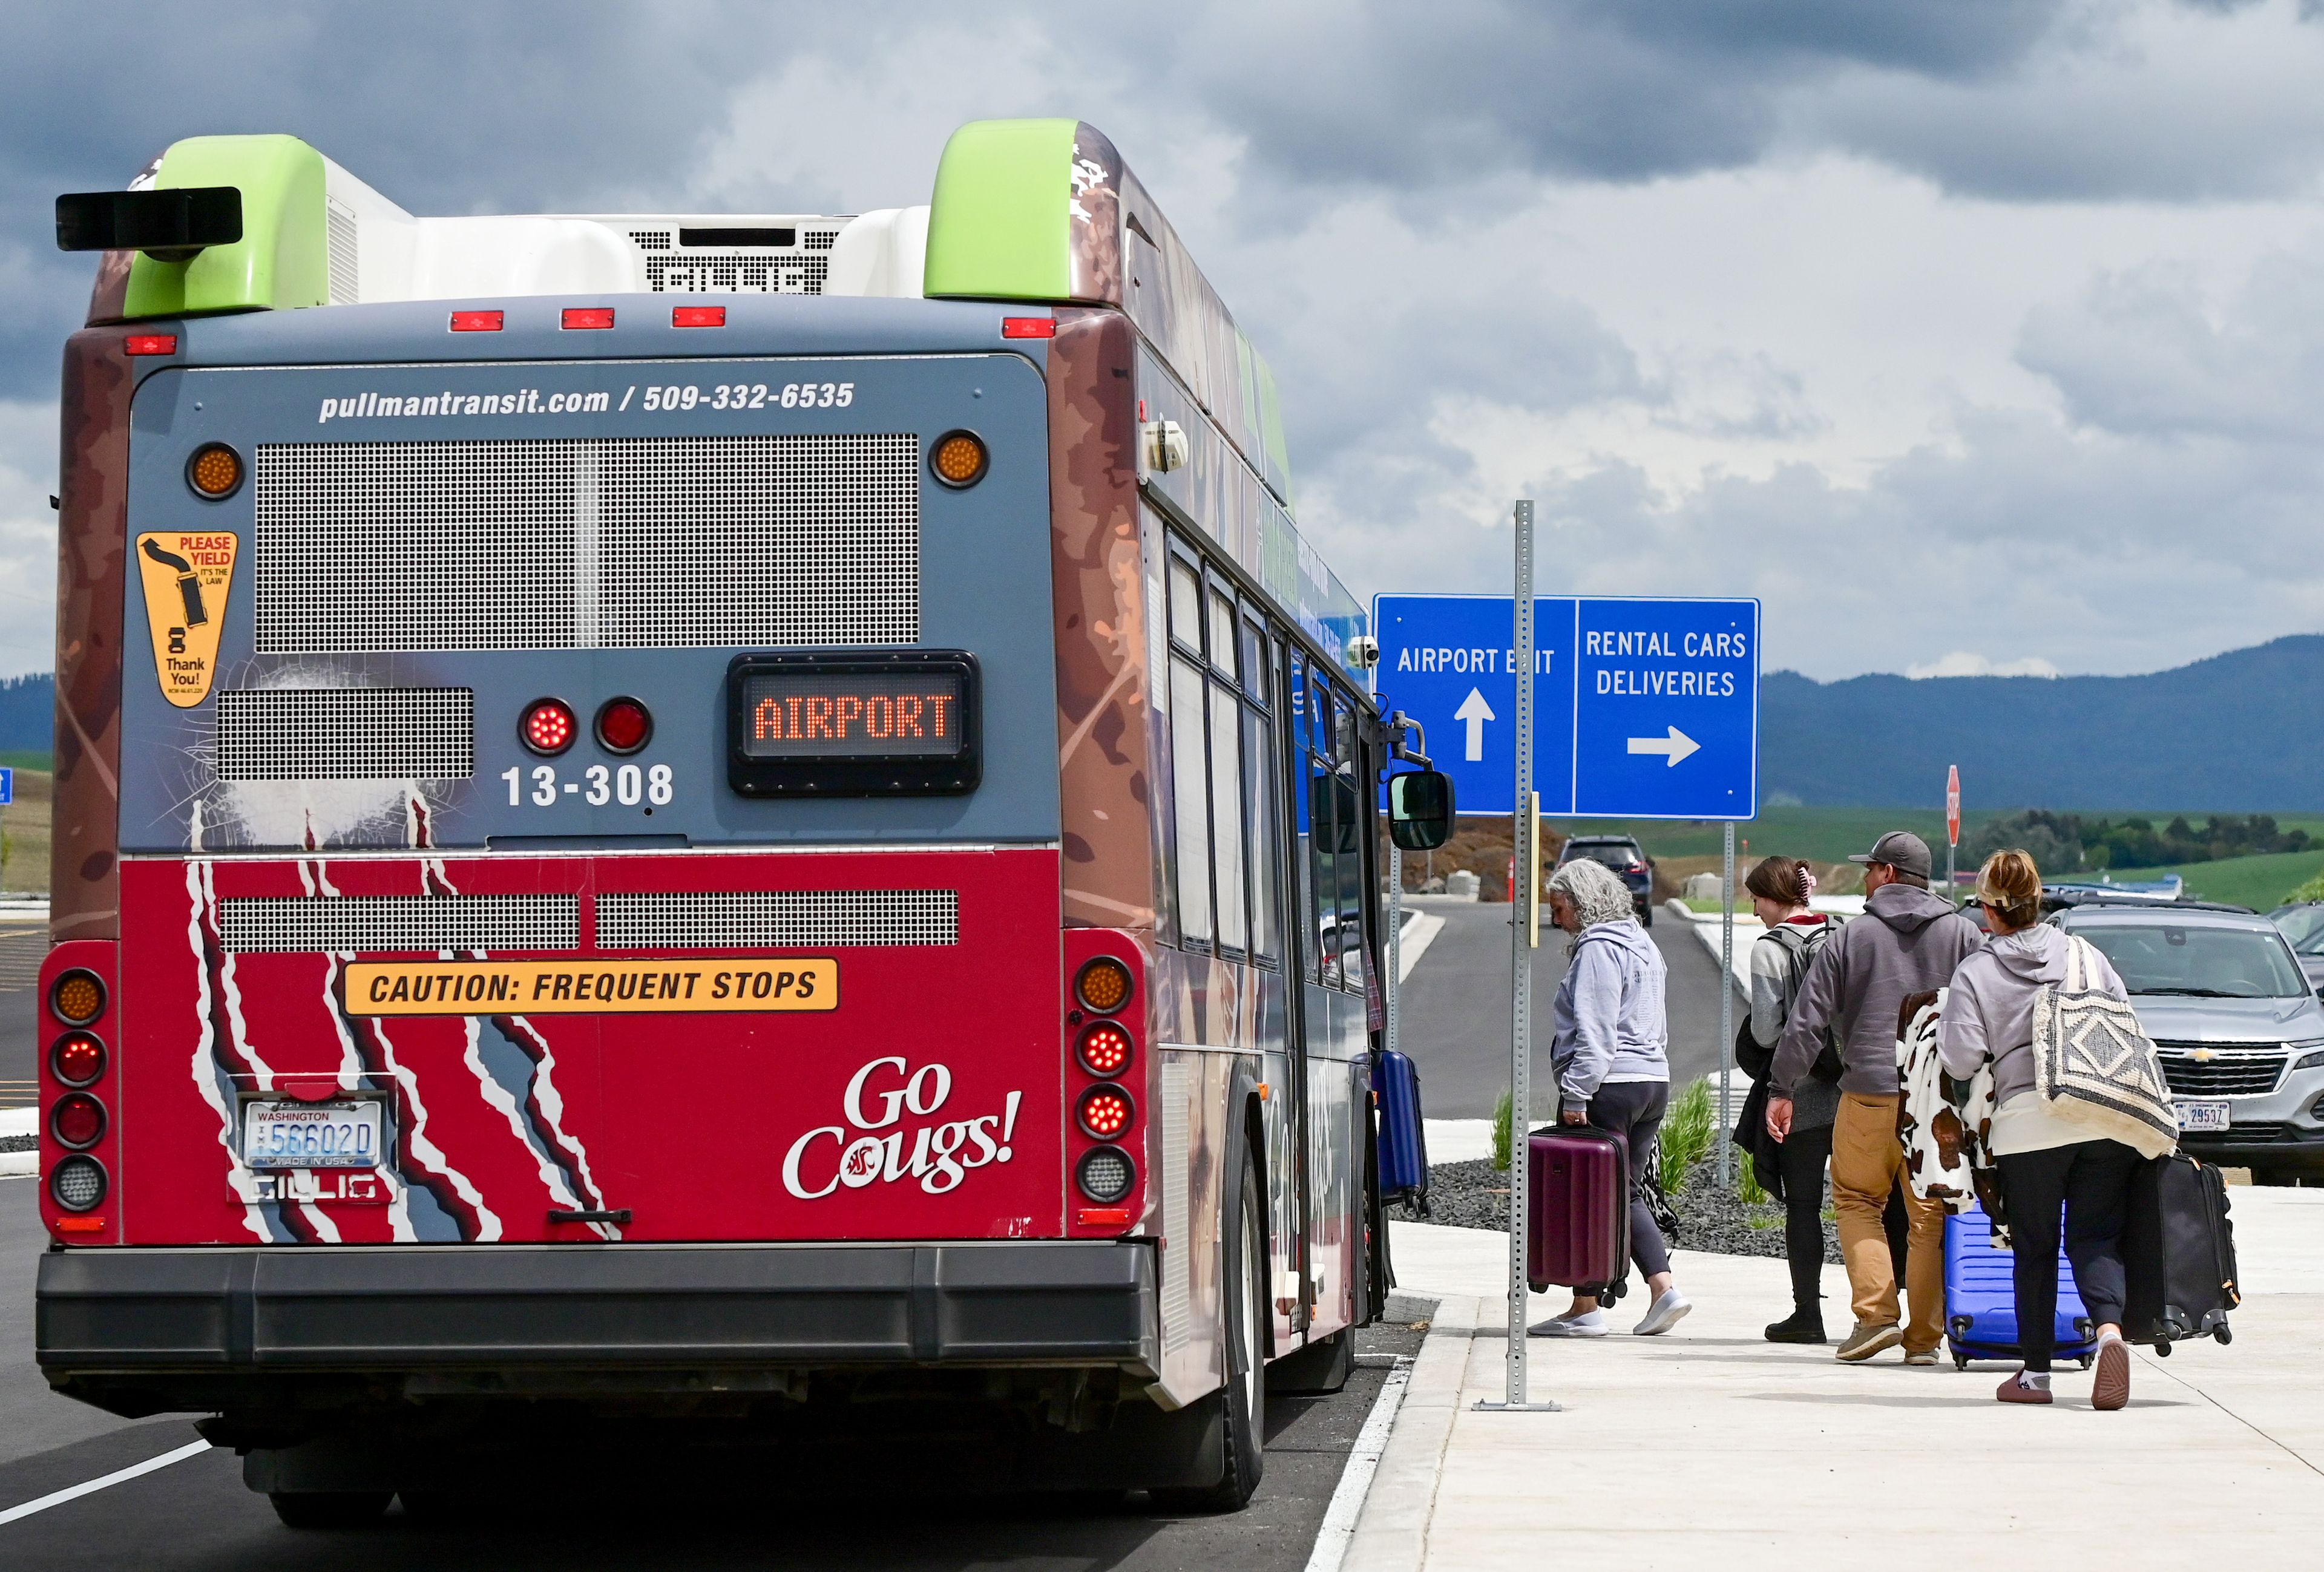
(1374, 595), (1759, 819)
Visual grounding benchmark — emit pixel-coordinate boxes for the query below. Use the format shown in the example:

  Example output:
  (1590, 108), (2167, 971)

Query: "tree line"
(1961, 810), (2311, 874)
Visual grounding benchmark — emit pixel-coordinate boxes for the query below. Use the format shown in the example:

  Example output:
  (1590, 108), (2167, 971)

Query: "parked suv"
(2267, 901), (2324, 997)
(2056, 901), (2324, 1182)
(1555, 835), (1655, 926)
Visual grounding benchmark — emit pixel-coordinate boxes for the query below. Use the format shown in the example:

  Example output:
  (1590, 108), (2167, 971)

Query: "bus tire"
(268, 1491), (392, 1530)
(1267, 1328), (1353, 1395)
(1155, 1160), (1267, 1512)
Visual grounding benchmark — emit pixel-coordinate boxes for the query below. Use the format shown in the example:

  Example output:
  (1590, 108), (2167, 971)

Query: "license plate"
(2176, 1099), (2232, 1133)
(242, 1100), (384, 1170)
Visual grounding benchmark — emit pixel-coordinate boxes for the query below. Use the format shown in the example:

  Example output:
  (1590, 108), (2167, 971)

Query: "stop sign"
(1946, 765), (1961, 850)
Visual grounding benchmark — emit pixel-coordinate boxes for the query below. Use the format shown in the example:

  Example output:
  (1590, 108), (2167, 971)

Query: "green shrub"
(2287, 871), (2324, 905)
(1657, 1078), (1715, 1193)
(1492, 1090), (1512, 1172)
(1736, 1151), (1769, 1206)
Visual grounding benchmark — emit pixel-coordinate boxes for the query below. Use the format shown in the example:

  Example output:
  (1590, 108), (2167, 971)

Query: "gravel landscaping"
(1405, 1155), (1842, 1265)
(1, 1134), (32, 1154)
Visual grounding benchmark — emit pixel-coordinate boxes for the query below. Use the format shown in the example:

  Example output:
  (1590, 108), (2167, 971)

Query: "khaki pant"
(1831, 1092), (1947, 1353)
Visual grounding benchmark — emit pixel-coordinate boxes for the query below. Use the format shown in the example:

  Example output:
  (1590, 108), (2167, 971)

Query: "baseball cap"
(1850, 831), (1932, 880)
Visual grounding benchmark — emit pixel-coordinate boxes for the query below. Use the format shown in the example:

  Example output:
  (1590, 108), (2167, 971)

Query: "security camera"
(1347, 635), (1380, 670)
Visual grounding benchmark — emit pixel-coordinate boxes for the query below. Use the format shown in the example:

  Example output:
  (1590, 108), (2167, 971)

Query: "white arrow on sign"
(1627, 725), (1700, 767)
(1454, 687), (1494, 762)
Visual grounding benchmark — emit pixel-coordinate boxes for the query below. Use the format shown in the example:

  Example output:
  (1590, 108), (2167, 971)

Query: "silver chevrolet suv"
(2056, 900), (2324, 1183)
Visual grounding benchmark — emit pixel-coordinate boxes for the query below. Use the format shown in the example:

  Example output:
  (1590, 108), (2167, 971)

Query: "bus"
(36, 119), (1451, 1522)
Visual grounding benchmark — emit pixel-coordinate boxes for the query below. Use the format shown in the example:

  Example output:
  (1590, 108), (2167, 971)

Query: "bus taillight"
(51, 1093), (106, 1150)
(1077, 1084), (1134, 1141)
(1074, 956), (1132, 1015)
(1077, 1021), (1132, 1078)
(51, 1033), (105, 1087)
(1076, 1146), (1135, 1205)
(51, 969), (105, 1027)
(522, 698), (577, 755)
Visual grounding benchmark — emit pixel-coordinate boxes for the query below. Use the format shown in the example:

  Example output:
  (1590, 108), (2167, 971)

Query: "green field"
(0, 751), (51, 773)
(1560, 807), (2324, 911)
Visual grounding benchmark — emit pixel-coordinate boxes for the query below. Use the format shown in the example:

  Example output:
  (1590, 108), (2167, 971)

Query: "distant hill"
(1764, 635), (2324, 811)
(0, 673), (50, 754)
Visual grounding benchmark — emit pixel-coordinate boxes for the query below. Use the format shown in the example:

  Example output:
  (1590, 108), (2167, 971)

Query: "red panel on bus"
(110, 850), (1065, 1246)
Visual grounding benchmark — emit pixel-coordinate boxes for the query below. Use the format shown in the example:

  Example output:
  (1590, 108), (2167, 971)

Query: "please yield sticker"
(135, 531), (237, 709)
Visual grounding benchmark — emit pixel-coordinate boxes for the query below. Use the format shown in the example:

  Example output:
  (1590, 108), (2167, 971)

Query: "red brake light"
(672, 306), (726, 328)
(522, 698), (577, 756)
(55, 1216), (105, 1234)
(123, 334), (177, 356)
(1077, 1084), (1134, 1140)
(51, 1093), (105, 1149)
(448, 310), (504, 332)
(52, 1033), (105, 1087)
(562, 307), (615, 330)
(1076, 1207), (1131, 1226)
(594, 697), (652, 755)
(1078, 1021), (1133, 1077)
(1000, 317), (1055, 339)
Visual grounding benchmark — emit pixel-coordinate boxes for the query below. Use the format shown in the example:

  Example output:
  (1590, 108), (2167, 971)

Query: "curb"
(1342, 1294), (1482, 1572)
(0, 1151), (37, 1178)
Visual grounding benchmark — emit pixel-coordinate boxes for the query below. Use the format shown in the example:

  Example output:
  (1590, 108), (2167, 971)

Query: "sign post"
(1477, 502), (1558, 1413)
(1946, 764), (1961, 904)
(1718, 820), (1735, 1184)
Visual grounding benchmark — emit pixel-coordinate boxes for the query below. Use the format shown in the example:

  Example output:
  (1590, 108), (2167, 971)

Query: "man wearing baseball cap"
(1768, 831), (1983, 1365)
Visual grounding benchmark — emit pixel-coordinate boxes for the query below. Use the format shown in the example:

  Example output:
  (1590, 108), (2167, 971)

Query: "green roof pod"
(122, 135), (328, 318)
(924, 119), (1089, 303)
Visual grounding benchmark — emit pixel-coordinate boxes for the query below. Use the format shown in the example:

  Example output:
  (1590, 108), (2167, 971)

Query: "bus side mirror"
(1388, 770), (1452, 851)
(56, 187), (243, 261)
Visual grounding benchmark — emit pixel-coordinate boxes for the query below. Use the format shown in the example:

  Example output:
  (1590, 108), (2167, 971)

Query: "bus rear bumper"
(38, 1240), (1158, 1413)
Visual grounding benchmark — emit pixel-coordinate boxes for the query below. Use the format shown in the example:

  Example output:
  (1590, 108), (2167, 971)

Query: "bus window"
(1287, 647), (1319, 983)
(1209, 681), (1249, 955)
(1245, 701), (1279, 962)
(1239, 618), (1265, 702)
(1334, 686), (1367, 994)
(1207, 584), (1239, 683)
(1170, 655), (1213, 946)
(1310, 687), (1342, 987)
(1168, 555), (1203, 653)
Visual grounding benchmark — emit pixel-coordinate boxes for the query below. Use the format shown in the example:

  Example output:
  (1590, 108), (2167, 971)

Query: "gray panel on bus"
(118, 347), (1059, 852)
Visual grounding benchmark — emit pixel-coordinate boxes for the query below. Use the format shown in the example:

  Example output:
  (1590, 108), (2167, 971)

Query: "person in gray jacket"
(1531, 856), (1692, 1340)
(1768, 831), (1983, 1364)
(1938, 849), (2142, 1410)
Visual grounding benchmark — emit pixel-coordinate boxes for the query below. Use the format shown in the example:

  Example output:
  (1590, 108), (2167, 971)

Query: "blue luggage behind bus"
(1373, 1049), (1428, 1212)
(1945, 1199), (2097, 1370)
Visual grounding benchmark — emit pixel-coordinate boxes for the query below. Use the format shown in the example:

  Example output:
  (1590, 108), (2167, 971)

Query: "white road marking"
(0, 1440), (213, 1527)
(1301, 1354), (1414, 1572)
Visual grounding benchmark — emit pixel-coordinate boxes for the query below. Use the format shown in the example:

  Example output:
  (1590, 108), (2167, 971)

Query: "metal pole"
(1478, 500), (1557, 1412)
(1718, 820), (1735, 1185)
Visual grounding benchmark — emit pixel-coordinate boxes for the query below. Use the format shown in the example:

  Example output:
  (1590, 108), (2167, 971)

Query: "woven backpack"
(2029, 934), (2180, 1159)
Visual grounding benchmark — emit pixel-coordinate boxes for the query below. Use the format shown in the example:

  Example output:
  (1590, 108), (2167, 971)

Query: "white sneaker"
(1632, 1289), (1693, 1336)
(1528, 1309), (1609, 1338)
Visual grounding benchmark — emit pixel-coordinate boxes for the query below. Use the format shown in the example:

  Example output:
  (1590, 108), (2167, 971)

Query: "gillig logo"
(134, 531), (237, 709)
(782, 1056), (1022, 1200)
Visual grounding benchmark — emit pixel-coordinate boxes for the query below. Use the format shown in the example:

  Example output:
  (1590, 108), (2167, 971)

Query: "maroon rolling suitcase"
(1526, 1127), (1630, 1297)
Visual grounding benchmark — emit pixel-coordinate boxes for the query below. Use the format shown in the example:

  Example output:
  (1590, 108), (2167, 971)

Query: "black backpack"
(1735, 921), (1845, 1085)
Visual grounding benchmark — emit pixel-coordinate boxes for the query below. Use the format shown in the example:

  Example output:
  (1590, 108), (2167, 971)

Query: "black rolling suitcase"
(2123, 1152), (2239, 1354)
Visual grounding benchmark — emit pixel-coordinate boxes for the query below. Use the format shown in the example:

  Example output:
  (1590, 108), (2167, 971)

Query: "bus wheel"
(268, 1492), (392, 1530)
(1156, 1161), (1267, 1512)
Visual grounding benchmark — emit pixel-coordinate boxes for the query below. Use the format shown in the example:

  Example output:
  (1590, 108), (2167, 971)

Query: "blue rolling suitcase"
(1945, 1200), (2097, 1370)
(1373, 1049), (1429, 1213)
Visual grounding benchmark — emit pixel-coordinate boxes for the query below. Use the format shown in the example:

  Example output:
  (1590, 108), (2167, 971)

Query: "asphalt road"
(0, 1173), (1426, 1568)
(1399, 897), (1734, 1118)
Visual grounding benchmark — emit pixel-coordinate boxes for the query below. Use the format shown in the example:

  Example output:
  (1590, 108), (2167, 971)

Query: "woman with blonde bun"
(1936, 850), (2141, 1410)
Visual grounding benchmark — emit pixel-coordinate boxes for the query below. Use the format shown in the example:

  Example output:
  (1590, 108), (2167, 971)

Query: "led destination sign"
(726, 651), (981, 796)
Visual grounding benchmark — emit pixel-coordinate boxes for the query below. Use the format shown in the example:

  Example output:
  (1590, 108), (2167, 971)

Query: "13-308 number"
(501, 763), (674, 807)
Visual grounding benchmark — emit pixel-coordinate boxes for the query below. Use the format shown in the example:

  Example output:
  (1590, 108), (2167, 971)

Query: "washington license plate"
(2176, 1099), (2232, 1133)
(242, 1100), (384, 1170)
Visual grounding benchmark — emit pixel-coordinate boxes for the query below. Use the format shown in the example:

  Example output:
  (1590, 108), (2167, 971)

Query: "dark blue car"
(1556, 834), (1655, 926)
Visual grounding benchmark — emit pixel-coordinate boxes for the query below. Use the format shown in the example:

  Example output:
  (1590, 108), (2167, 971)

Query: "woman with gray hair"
(1531, 855), (1693, 1338)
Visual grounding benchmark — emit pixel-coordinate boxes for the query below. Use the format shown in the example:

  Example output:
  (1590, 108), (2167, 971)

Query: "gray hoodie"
(1552, 919), (1670, 1104)
(1937, 925), (2128, 1105)
(1773, 882), (1984, 1098)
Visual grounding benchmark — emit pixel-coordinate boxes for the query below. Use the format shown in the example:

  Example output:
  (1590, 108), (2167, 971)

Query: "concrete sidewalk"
(1354, 1194), (2324, 1569)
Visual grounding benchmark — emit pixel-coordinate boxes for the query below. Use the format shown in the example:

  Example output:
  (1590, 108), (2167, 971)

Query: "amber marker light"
(51, 970), (104, 1027)
(186, 442), (243, 500)
(1074, 956), (1132, 1015)
(929, 430), (988, 488)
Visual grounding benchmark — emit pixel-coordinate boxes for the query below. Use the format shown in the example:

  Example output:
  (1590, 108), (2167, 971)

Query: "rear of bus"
(34, 127), (1204, 1490)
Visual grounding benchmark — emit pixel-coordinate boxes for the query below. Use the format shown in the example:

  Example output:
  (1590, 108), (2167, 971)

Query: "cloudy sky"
(4, 0), (2323, 681)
